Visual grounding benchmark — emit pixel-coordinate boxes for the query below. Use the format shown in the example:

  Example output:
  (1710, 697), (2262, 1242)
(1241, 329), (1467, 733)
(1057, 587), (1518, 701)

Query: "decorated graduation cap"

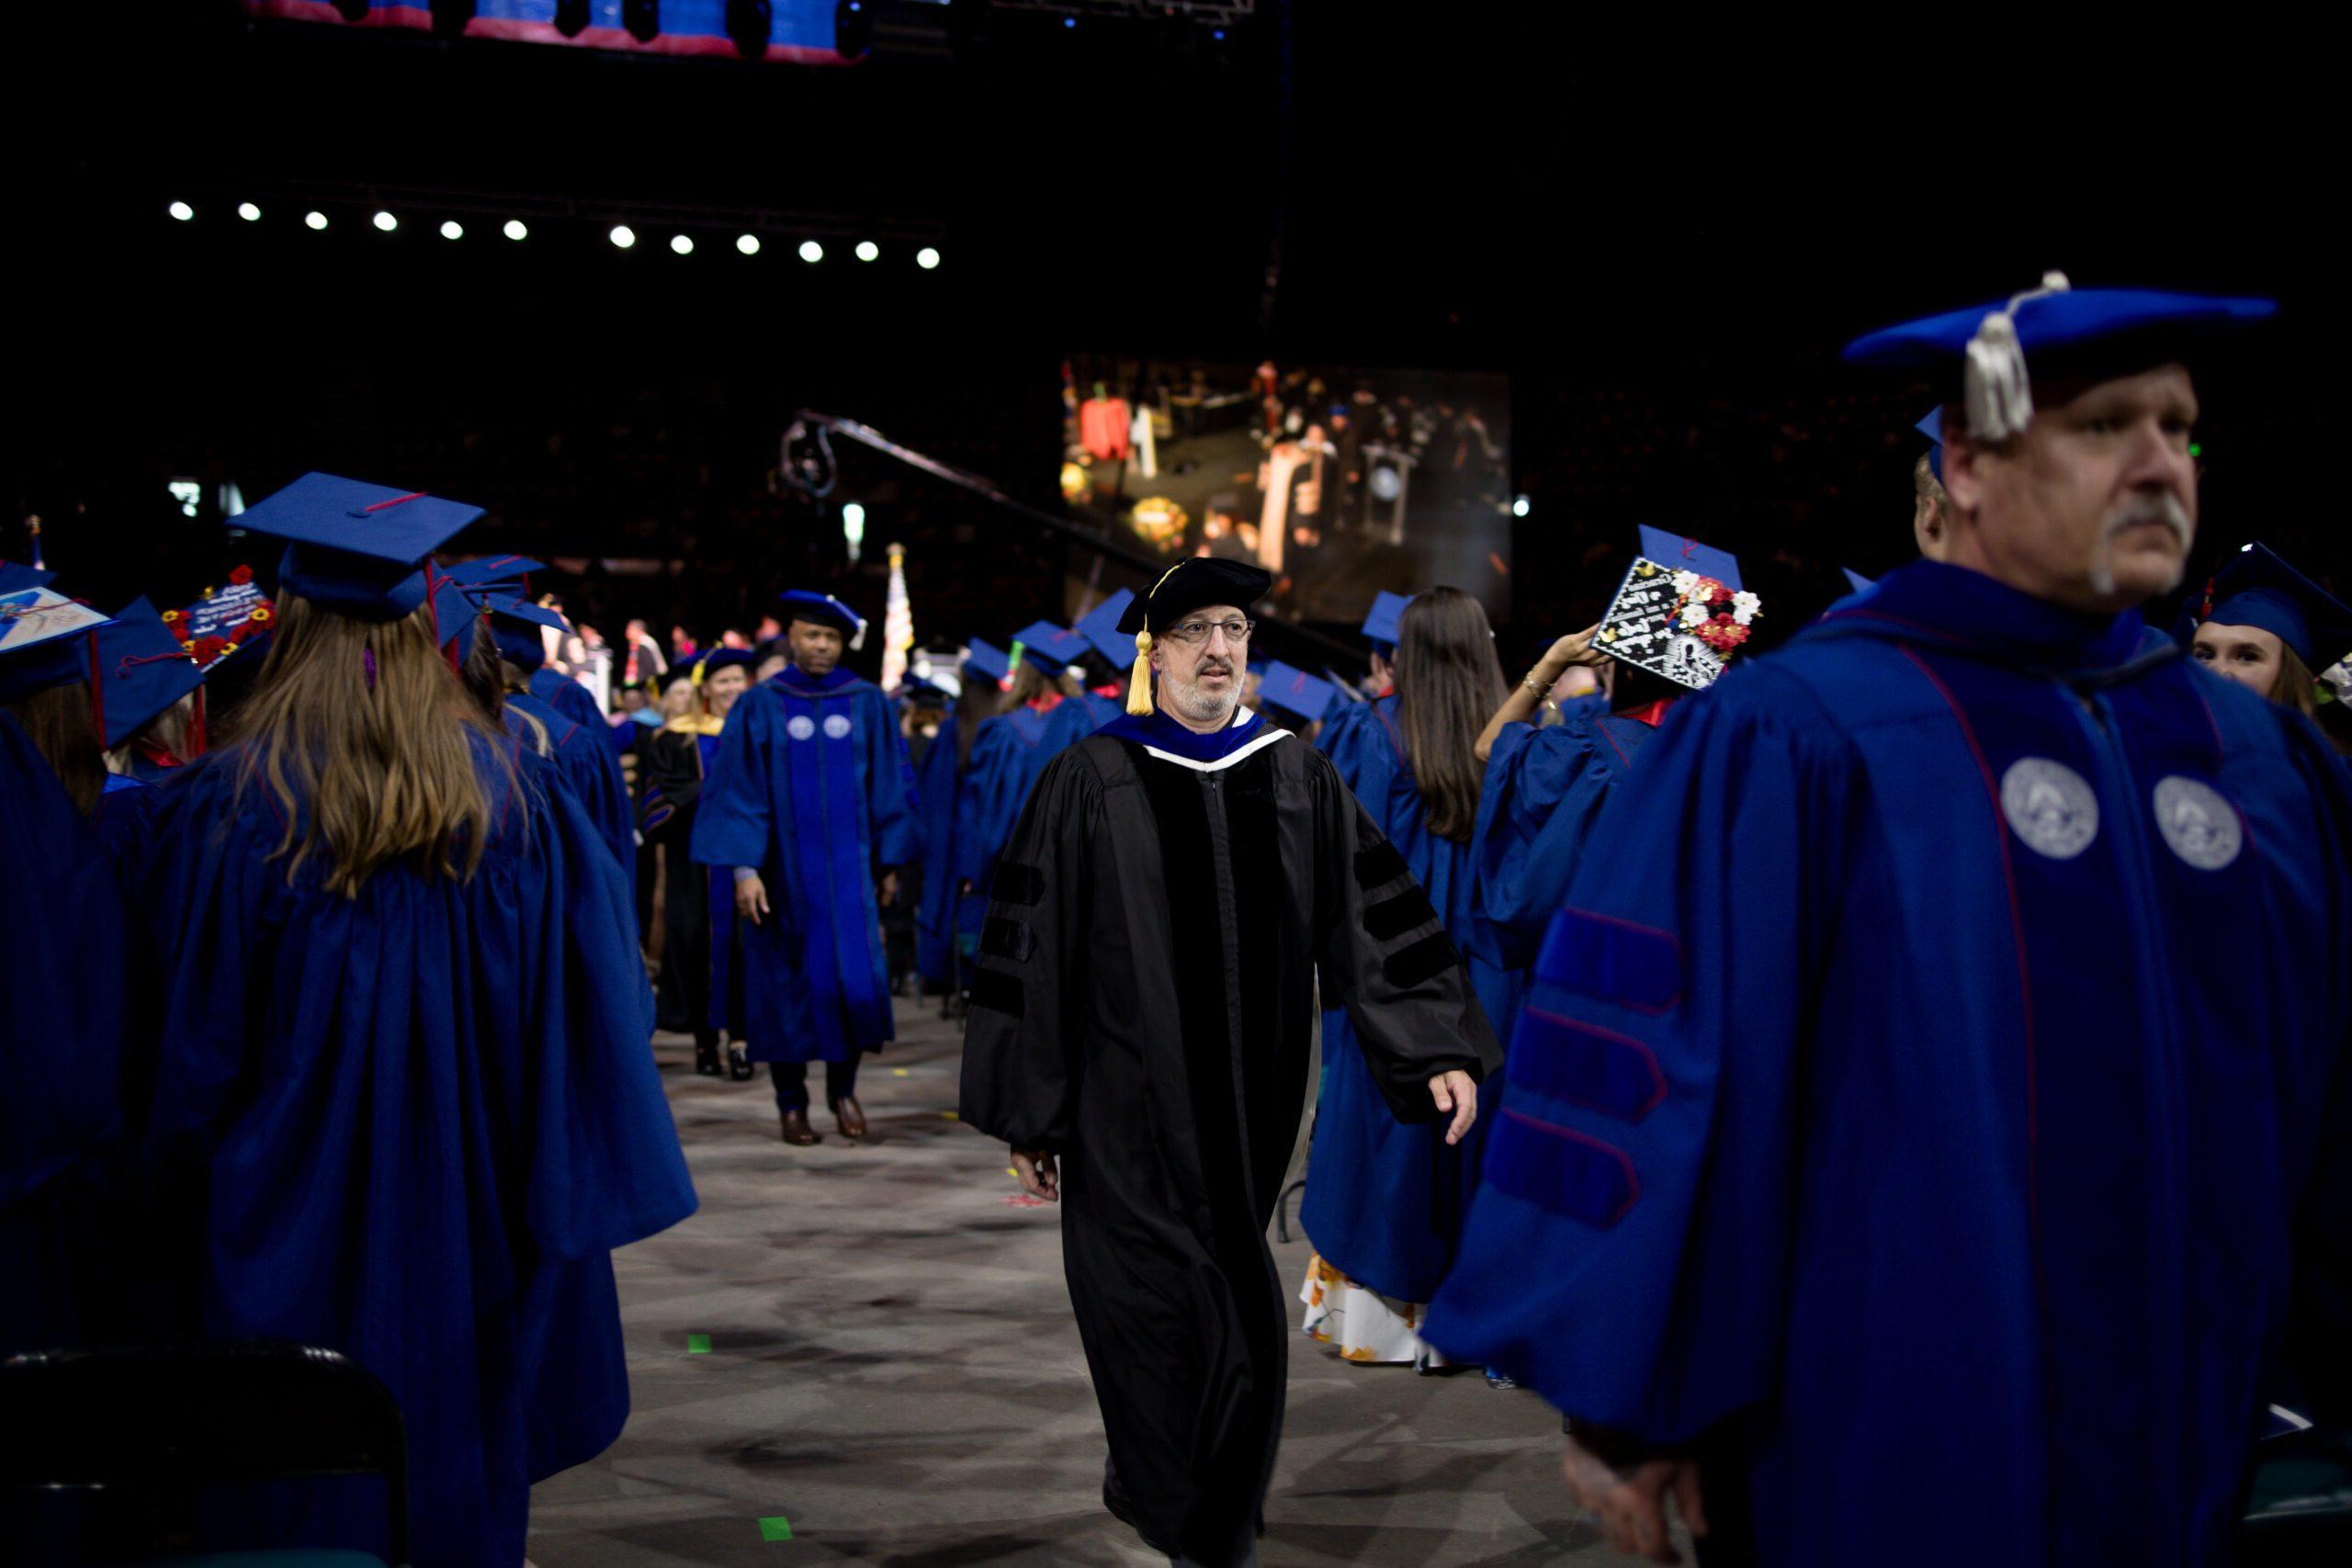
(2190, 543), (2352, 671)
(93, 597), (204, 749)
(1257, 660), (1337, 725)
(778, 589), (866, 649)
(172, 567), (277, 671)
(1843, 274), (2276, 442)
(1010, 620), (1091, 676)
(1074, 588), (1139, 668)
(0, 586), (110, 703)
(1360, 590), (1410, 651)
(1595, 527), (1761, 693)
(964, 638), (1014, 689)
(1916, 407), (1946, 485)
(1, 559), (56, 594)
(234, 472), (485, 622)
(1114, 557), (1274, 716)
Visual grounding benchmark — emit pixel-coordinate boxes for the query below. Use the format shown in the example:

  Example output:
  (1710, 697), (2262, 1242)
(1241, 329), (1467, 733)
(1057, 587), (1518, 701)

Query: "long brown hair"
(4, 671), (106, 818)
(1394, 586), (1507, 842)
(2270, 646), (2321, 718)
(228, 595), (512, 897)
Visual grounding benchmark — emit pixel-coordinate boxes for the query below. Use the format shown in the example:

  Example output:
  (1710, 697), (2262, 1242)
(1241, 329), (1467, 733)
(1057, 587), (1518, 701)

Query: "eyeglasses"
(1161, 616), (1255, 646)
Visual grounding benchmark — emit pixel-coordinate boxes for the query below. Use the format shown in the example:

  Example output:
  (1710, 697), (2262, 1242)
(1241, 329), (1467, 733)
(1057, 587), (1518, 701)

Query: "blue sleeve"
(865, 690), (920, 867)
(1428, 669), (1859, 1443)
(1317, 698), (1396, 806)
(688, 694), (773, 870)
(1466, 721), (1619, 971)
(956, 720), (1016, 891)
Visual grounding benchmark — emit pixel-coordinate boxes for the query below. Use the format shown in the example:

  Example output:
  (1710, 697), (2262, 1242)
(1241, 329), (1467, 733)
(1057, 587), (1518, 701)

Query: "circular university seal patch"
(2152, 775), (2243, 871)
(822, 713), (854, 739)
(1998, 757), (2100, 861)
(786, 715), (817, 741)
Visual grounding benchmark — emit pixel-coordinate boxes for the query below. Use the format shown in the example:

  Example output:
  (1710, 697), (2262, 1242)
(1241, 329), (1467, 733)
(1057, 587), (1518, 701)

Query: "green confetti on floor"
(891, 1067), (910, 1077)
(686, 1334), (711, 1354)
(941, 1110), (959, 1120)
(758, 1516), (793, 1541)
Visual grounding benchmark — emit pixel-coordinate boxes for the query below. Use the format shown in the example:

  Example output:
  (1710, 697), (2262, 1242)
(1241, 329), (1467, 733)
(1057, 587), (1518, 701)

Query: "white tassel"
(1962, 271), (2072, 442)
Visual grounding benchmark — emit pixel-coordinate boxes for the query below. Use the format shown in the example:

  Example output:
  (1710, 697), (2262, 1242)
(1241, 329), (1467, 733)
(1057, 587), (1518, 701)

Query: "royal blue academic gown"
(528, 666), (605, 732)
(1298, 696), (1520, 1304)
(912, 710), (981, 987)
(690, 666), (919, 1064)
(506, 691), (636, 896)
(0, 715), (130, 1359)
(1428, 561), (2352, 1567)
(1463, 710), (1657, 1045)
(91, 771), (166, 870)
(955, 702), (1074, 900)
(123, 731), (695, 1568)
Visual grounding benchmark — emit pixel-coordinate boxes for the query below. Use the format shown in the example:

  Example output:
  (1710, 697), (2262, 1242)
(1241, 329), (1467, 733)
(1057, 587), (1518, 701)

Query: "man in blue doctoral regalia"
(1429, 278), (2351, 1567)
(692, 590), (919, 1146)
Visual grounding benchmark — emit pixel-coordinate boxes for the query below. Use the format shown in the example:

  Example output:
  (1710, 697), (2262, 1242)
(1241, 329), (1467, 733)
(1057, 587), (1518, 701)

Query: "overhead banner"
(242, 1), (850, 64)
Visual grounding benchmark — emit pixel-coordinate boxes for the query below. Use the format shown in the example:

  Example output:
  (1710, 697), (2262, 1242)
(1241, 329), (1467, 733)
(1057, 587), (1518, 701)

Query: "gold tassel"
(1125, 628), (1156, 716)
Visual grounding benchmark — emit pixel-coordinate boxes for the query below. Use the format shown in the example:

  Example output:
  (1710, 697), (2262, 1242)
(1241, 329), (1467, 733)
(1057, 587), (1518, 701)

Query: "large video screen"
(1062, 357), (1512, 626)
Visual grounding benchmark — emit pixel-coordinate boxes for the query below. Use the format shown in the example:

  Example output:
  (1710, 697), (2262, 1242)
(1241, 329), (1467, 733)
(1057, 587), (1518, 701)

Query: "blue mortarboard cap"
(1637, 525), (1743, 593)
(1010, 621), (1089, 674)
(482, 593), (566, 672)
(447, 554), (545, 600)
(0, 588), (111, 704)
(778, 589), (865, 643)
(1360, 590), (1410, 649)
(2195, 543), (2352, 670)
(1844, 287), (2276, 371)
(964, 638), (1013, 687)
(1074, 589), (1139, 667)
(428, 572), (480, 650)
(1841, 568), (1877, 597)
(1258, 660), (1336, 723)
(1916, 407), (1946, 484)
(482, 594), (570, 635)
(93, 597), (204, 749)
(234, 472), (485, 622)
(2, 560), (56, 594)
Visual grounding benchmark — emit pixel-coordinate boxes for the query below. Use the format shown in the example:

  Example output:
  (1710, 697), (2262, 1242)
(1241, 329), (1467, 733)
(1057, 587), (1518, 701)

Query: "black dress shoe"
(831, 1096), (868, 1140)
(693, 1035), (723, 1077)
(778, 1108), (821, 1145)
(726, 1041), (754, 1081)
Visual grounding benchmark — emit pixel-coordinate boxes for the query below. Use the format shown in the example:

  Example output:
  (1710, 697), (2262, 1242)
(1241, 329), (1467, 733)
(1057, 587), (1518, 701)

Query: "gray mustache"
(2104, 493), (2191, 546)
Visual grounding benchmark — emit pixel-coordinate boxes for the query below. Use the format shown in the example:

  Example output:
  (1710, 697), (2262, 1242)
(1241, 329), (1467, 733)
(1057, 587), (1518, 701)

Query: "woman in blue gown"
(1296, 587), (1519, 1367)
(121, 476), (696, 1568)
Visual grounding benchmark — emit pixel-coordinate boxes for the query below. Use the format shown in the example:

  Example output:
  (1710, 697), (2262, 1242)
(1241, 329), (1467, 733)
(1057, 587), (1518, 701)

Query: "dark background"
(13, 4), (2339, 678)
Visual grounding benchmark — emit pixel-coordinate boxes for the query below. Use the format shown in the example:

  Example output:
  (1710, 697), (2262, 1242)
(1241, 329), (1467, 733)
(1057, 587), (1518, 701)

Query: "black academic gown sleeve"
(1306, 747), (1501, 1119)
(956, 746), (1096, 1153)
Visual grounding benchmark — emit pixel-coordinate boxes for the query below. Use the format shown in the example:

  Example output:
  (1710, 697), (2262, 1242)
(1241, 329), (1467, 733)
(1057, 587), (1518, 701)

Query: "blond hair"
(229, 595), (513, 897)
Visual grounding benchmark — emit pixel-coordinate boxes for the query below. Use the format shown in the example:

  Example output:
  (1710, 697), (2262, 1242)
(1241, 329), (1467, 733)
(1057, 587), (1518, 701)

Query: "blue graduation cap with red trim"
(1637, 525), (1743, 593)
(1258, 660), (1337, 724)
(964, 638), (1013, 688)
(1075, 589), (1138, 667)
(233, 472), (485, 622)
(2191, 543), (2352, 670)
(1010, 620), (1090, 675)
(93, 597), (204, 749)
(1361, 590), (1410, 649)
(0, 586), (109, 703)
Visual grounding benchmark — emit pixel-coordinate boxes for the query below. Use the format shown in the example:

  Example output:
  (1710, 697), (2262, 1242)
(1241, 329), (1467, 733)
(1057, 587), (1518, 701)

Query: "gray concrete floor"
(526, 1001), (1670, 1566)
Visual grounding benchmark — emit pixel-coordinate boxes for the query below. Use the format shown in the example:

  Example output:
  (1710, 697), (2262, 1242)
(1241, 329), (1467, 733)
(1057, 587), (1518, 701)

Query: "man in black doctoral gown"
(959, 558), (1500, 1566)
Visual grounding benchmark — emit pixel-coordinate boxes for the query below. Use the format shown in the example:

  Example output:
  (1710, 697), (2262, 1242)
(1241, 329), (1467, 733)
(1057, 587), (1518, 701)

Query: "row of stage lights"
(164, 201), (942, 270)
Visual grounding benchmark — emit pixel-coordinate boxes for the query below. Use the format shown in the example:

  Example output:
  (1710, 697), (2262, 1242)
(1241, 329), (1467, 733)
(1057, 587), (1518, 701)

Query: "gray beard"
(1165, 671), (1239, 727)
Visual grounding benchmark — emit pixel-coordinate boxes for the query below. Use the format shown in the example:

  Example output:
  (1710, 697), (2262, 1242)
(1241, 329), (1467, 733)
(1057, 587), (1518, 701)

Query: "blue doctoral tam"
(1843, 287), (2277, 370)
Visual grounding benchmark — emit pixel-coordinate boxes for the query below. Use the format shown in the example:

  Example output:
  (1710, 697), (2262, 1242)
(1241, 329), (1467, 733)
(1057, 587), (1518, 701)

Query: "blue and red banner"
(243, 1), (850, 64)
